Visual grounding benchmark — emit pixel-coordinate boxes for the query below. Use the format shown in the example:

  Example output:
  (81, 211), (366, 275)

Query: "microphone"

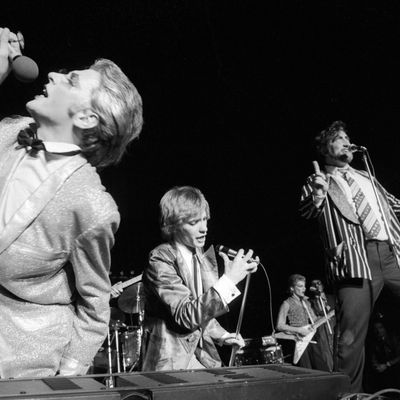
(215, 244), (259, 264)
(11, 55), (39, 83)
(349, 144), (367, 152)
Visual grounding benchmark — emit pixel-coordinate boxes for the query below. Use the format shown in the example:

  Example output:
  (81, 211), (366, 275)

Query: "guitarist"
(276, 274), (331, 371)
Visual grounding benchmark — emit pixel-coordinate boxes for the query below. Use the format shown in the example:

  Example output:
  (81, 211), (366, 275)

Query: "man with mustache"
(300, 120), (400, 392)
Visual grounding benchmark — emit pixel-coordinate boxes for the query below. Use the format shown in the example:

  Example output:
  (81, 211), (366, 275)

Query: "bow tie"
(16, 128), (81, 156)
(16, 128), (45, 155)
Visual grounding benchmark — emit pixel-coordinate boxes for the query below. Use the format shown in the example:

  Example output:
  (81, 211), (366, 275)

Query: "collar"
(325, 164), (352, 176)
(175, 242), (203, 258)
(176, 242), (194, 259)
(291, 294), (309, 302)
(43, 141), (81, 155)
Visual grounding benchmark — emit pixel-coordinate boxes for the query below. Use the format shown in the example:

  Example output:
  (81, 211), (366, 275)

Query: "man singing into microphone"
(0, 28), (143, 378)
(141, 186), (258, 371)
(300, 120), (400, 392)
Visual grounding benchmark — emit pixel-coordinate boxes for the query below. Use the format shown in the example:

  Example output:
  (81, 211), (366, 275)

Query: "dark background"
(2, 1), (400, 338)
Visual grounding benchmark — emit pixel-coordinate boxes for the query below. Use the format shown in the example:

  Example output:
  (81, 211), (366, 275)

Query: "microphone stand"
(360, 150), (400, 267)
(317, 294), (332, 334)
(228, 273), (251, 367)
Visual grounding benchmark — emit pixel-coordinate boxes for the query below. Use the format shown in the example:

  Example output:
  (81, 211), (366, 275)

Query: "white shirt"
(0, 142), (81, 231)
(175, 242), (240, 305)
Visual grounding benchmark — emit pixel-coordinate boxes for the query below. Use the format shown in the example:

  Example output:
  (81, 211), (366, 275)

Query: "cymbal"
(118, 282), (145, 314)
(110, 306), (126, 325)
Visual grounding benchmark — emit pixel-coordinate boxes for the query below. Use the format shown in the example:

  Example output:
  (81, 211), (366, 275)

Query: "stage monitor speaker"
(115, 364), (350, 400)
(0, 364), (350, 400)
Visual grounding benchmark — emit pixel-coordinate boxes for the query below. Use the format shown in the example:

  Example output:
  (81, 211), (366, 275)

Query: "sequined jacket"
(141, 243), (229, 371)
(0, 116), (119, 378)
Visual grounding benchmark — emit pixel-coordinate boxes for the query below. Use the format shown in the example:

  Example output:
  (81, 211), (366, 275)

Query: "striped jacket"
(300, 168), (400, 280)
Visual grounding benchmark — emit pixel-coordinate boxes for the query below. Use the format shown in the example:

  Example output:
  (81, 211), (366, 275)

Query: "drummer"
(141, 186), (258, 371)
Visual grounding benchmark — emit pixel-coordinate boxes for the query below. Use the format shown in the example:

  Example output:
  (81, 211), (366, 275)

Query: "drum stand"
(105, 327), (114, 389)
(105, 322), (124, 388)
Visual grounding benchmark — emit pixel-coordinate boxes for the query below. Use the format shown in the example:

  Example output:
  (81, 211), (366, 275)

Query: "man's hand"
(0, 27), (23, 85)
(311, 160), (329, 200)
(311, 172), (329, 198)
(219, 249), (258, 285)
(220, 332), (245, 349)
(297, 325), (315, 337)
(110, 281), (124, 298)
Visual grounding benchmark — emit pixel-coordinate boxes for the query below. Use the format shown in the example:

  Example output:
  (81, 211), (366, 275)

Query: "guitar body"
(275, 309), (335, 364)
(293, 329), (317, 364)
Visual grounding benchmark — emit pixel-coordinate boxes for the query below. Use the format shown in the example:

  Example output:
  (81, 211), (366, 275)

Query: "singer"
(0, 28), (143, 378)
(141, 186), (258, 371)
(300, 120), (400, 392)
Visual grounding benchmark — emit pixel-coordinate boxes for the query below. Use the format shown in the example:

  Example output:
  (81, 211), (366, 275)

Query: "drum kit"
(234, 335), (284, 367)
(95, 274), (284, 375)
(100, 280), (145, 376)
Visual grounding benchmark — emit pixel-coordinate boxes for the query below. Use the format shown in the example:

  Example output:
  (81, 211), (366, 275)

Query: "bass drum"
(259, 345), (283, 364)
(234, 340), (284, 366)
(121, 327), (142, 372)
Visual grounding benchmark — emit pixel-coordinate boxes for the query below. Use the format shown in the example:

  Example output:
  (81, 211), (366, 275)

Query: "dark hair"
(315, 120), (347, 158)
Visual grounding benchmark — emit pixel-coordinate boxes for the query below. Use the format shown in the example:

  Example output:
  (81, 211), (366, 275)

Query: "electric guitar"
(275, 309), (335, 364)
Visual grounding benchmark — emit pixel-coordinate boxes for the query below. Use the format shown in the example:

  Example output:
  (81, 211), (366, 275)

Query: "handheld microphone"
(349, 144), (367, 153)
(11, 55), (39, 83)
(215, 244), (259, 264)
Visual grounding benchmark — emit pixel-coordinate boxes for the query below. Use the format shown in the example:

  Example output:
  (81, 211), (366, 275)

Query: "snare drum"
(121, 327), (142, 371)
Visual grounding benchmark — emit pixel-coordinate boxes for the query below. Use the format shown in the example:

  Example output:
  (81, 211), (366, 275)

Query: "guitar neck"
(312, 310), (335, 329)
(121, 274), (143, 289)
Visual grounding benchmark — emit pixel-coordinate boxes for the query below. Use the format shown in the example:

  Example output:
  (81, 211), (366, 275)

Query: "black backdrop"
(2, 1), (400, 337)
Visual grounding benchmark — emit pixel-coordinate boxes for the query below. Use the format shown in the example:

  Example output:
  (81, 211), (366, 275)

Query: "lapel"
(174, 243), (198, 297)
(0, 148), (26, 203)
(0, 152), (87, 255)
(199, 245), (219, 292)
(327, 174), (359, 224)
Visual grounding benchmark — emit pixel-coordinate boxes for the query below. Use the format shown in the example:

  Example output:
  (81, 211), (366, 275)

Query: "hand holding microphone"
(0, 27), (39, 84)
(217, 245), (259, 285)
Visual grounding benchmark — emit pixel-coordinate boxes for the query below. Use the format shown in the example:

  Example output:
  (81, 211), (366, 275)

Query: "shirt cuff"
(213, 274), (241, 305)
(58, 356), (90, 376)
